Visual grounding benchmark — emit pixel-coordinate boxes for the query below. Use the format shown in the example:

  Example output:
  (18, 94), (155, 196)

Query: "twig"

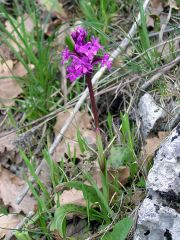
(159, 5), (172, 42)
(141, 55), (180, 91)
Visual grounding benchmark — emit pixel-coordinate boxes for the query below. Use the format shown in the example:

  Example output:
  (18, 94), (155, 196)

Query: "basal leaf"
(102, 217), (133, 240)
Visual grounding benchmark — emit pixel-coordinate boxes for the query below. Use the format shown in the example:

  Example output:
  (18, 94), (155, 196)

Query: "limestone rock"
(134, 125), (180, 240)
(138, 93), (166, 138)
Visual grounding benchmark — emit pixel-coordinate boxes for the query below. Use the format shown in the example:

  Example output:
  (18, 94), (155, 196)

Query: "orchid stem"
(86, 74), (99, 131)
(86, 74), (106, 173)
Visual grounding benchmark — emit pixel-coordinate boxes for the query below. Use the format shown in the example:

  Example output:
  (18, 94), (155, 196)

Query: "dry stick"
(141, 55), (180, 91)
(16, 0), (150, 205)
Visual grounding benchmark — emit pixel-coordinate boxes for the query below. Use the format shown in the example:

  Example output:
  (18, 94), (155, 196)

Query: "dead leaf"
(108, 166), (130, 186)
(44, 19), (62, 37)
(55, 22), (70, 51)
(0, 167), (36, 214)
(131, 190), (145, 206)
(60, 188), (86, 206)
(0, 60), (30, 107)
(5, 14), (34, 52)
(0, 41), (12, 61)
(0, 131), (16, 154)
(20, 14), (34, 33)
(91, 165), (130, 190)
(37, 0), (67, 19)
(150, 0), (164, 16)
(53, 109), (96, 162)
(143, 131), (169, 158)
(0, 214), (23, 239)
(0, 130), (22, 168)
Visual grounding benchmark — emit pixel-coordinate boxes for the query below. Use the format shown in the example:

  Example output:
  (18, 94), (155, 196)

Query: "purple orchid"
(62, 27), (112, 82)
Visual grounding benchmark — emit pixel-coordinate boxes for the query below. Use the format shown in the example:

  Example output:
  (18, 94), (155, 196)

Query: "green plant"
(79, 0), (117, 43)
(137, 0), (154, 68)
(107, 112), (114, 141)
(20, 150), (53, 239)
(120, 112), (137, 175)
(15, 231), (32, 240)
(0, 1), (59, 120)
(102, 217), (133, 240)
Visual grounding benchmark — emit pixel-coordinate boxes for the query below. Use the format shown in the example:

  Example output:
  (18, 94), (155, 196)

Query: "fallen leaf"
(53, 109), (96, 162)
(60, 188), (86, 206)
(0, 41), (12, 61)
(0, 214), (23, 239)
(143, 131), (169, 158)
(54, 22), (70, 51)
(131, 190), (145, 206)
(0, 167), (36, 214)
(44, 19), (62, 37)
(150, 0), (164, 16)
(0, 60), (30, 107)
(108, 166), (130, 186)
(91, 165), (130, 190)
(0, 130), (16, 154)
(37, 0), (67, 19)
(20, 14), (34, 33)
(0, 130), (22, 169)
(5, 14), (34, 52)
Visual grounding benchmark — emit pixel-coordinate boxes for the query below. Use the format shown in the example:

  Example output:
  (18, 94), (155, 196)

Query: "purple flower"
(62, 27), (112, 82)
(101, 54), (112, 70)
(62, 48), (70, 64)
(71, 27), (87, 45)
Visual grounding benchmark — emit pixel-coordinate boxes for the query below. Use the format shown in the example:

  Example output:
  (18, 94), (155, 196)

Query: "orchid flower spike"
(62, 27), (112, 82)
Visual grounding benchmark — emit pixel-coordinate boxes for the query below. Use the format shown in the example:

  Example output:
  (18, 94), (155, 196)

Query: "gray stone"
(134, 125), (180, 240)
(138, 93), (166, 138)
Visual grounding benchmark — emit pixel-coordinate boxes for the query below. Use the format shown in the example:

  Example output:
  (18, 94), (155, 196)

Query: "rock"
(138, 93), (166, 138)
(167, 103), (180, 130)
(134, 125), (180, 240)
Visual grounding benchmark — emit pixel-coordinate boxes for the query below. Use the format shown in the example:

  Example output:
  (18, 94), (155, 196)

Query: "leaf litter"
(0, 60), (29, 107)
(0, 214), (23, 239)
(4, 14), (34, 52)
(0, 167), (36, 214)
(143, 131), (169, 159)
(53, 108), (96, 162)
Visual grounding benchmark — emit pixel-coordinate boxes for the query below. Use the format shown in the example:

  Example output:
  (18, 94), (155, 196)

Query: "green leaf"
(137, 176), (146, 188)
(0, 207), (8, 215)
(108, 146), (131, 168)
(102, 217), (133, 240)
(15, 231), (32, 240)
(57, 180), (111, 222)
(79, 0), (98, 23)
(65, 35), (74, 52)
(77, 129), (86, 153)
(50, 204), (101, 237)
